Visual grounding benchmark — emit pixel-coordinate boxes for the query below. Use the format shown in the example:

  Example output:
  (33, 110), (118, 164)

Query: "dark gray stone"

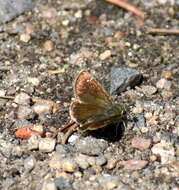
(110, 67), (142, 95)
(54, 177), (73, 190)
(0, 0), (35, 24)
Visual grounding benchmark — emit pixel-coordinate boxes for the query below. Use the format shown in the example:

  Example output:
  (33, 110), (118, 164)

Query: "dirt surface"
(0, 0), (178, 190)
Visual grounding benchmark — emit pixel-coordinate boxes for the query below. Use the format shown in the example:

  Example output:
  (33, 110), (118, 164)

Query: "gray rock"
(74, 154), (90, 169)
(56, 144), (76, 156)
(110, 67), (142, 95)
(75, 137), (108, 156)
(24, 156), (36, 172)
(95, 155), (107, 166)
(0, 0), (35, 24)
(54, 177), (73, 190)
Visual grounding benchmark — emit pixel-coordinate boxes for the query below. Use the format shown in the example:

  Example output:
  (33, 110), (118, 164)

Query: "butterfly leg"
(59, 121), (76, 132)
(51, 121), (76, 139)
(62, 123), (78, 144)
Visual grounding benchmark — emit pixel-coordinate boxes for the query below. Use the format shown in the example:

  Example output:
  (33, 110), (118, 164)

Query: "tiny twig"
(0, 95), (14, 100)
(148, 28), (179, 35)
(105, 0), (144, 18)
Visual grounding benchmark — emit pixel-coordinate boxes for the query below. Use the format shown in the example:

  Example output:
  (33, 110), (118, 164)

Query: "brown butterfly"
(59, 70), (126, 144)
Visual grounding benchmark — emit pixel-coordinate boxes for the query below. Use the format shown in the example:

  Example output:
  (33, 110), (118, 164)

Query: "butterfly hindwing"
(70, 101), (106, 124)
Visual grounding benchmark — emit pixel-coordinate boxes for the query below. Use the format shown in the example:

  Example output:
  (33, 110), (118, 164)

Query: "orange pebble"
(15, 125), (45, 139)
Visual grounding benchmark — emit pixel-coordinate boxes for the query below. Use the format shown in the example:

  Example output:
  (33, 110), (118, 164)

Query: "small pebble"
(41, 179), (57, 190)
(114, 31), (125, 39)
(15, 125), (45, 139)
(161, 90), (173, 100)
(14, 92), (31, 105)
(41, 7), (57, 18)
(95, 156), (107, 166)
(106, 159), (117, 170)
(75, 154), (90, 169)
(133, 114), (146, 130)
(83, 51), (93, 59)
(68, 134), (79, 143)
(49, 153), (62, 170)
(141, 85), (157, 96)
(17, 105), (34, 119)
(62, 20), (69, 26)
(150, 155), (157, 162)
(24, 156), (36, 172)
(141, 127), (149, 133)
(74, 171), (82, 178)
(151, 140), (175, 164)
(33, 100), (54, 115)
(20, 33), (31, 43)
(123, 89), (139, 100)
(44, 40), (54, 51)
(86, 156), (96, 166)
(27, 134), (41, 150)
(132, 101), (143, 114)
(98, 176), (119, 190)
(27, 77), (40, 86)
(75, 137), (108, 156)
(39, 138), (56, 152)
(0, 90), (6, 96)
(123, 160), (148, 171)
(156, 78), (171, 90)
(133, 43), (140, 50)
(61, 158), (78, 172)
(54, 177), (72, 190)
(99, 50), (111, 60)
(131, 137), (152, 151)
(91, 165), (102, 173)
(161, 70), (172, 79)
(74, 10), (82, 18)
(25, 23), (35, 35)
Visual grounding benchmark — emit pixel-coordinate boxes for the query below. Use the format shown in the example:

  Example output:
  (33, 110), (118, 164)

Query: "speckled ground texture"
(0, 0), (179, 190)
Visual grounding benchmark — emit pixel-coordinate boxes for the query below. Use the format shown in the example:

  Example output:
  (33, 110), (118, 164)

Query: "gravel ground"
(0, 0), (178, 190)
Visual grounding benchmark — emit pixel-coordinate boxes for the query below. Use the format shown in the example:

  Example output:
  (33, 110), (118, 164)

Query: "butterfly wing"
(70, 101), (106, 124)
(78, 103), (125, 131)
(70, 71), (125, 131)
(70, 71), (114, 124)
(73, 71), (113, 105)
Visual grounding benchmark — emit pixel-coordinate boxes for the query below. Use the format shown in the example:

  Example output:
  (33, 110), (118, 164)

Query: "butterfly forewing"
(74, 71), (113, 105)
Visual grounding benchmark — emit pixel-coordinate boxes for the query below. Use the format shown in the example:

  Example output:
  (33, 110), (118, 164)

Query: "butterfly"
(60, 70), (126, 144)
